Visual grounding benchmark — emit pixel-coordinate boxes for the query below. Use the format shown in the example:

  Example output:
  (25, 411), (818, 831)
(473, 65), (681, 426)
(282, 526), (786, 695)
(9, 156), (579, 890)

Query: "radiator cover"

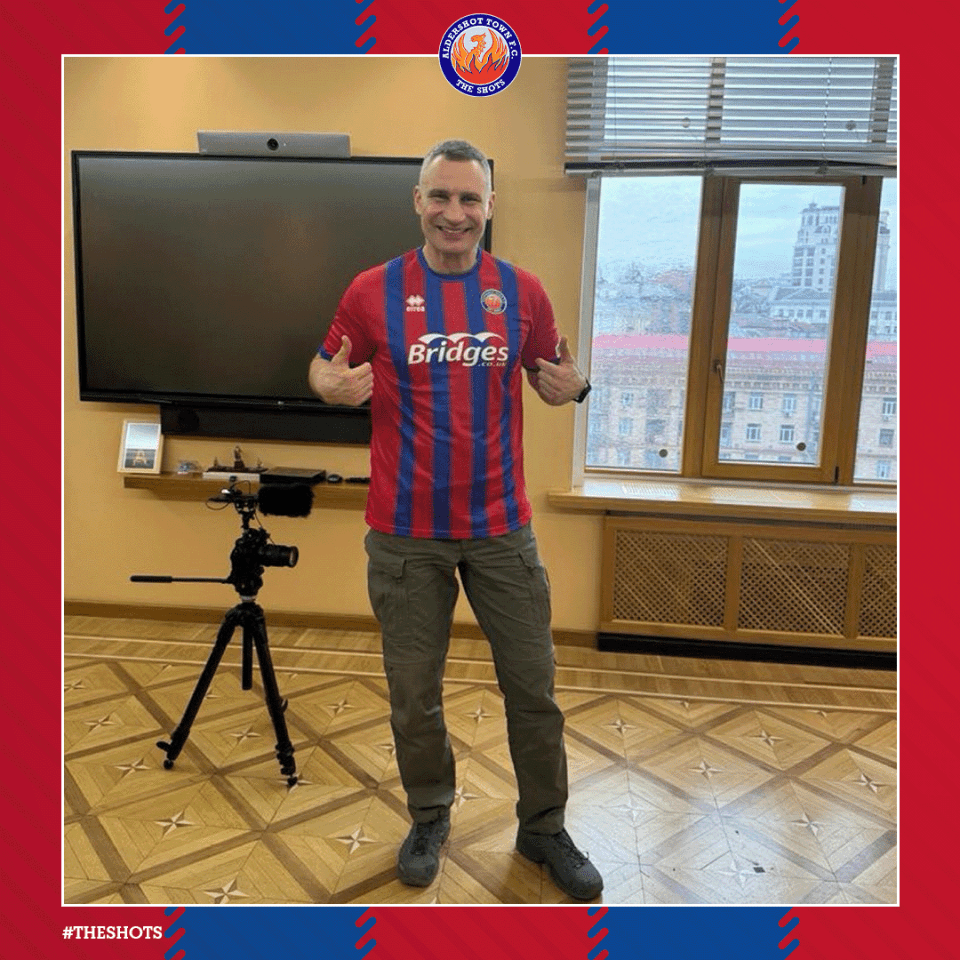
(601, 515), (896, 652)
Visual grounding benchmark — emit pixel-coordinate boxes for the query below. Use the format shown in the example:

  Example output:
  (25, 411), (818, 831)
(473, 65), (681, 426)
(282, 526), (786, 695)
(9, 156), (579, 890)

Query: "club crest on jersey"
(408, 331), (509, 368)
(480, 288), (507, 314)
(438, 15), (522, 97)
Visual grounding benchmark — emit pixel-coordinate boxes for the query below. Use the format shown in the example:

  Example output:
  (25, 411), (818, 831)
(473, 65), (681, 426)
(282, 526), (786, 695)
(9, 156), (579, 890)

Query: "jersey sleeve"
(519, 270), (561, 370)
(318, 272), (377, 364)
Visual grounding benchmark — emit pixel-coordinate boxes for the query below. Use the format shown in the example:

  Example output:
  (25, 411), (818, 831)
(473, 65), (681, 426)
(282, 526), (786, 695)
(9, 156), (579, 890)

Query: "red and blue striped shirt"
(320, 248), (560, 539)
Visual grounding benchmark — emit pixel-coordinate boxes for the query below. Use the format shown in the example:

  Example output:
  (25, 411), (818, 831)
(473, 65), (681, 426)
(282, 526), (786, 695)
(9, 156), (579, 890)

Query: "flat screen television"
(70, 150), (493, 444)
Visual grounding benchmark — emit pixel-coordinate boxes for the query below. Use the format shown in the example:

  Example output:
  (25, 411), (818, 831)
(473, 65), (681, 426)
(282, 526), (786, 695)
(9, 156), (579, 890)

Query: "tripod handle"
(131, 575), (230, 583)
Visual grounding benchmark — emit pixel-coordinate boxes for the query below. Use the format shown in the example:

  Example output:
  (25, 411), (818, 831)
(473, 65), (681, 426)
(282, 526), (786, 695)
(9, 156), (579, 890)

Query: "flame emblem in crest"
(450, 28), (510, 85)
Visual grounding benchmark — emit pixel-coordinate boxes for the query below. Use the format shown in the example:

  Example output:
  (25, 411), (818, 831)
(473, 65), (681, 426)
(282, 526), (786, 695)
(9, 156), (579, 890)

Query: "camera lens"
(267, 138), (280, 151)
(260, 543), (298, 568)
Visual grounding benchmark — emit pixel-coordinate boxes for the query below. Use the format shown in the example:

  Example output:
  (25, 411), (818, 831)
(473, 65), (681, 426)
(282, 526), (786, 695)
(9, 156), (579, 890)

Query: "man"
(308, 139), (601, 901)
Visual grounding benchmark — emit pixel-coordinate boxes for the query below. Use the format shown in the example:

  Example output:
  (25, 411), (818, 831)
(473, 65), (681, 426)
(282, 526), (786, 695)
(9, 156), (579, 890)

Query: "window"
(853, 179), (899, 481)
(567, 56), (896, 488)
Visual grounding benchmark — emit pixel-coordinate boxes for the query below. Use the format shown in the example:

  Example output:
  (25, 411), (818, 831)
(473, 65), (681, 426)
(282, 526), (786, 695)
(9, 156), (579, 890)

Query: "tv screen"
(71, 150), (493, 444)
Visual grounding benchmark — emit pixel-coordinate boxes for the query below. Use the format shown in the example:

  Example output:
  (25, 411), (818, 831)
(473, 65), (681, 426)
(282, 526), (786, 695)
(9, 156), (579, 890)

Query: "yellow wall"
(63, 56), (602, 631)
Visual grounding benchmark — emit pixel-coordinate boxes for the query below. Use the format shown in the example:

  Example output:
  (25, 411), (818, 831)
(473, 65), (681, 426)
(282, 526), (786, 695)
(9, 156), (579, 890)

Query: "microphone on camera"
(256, 482), (314, 518)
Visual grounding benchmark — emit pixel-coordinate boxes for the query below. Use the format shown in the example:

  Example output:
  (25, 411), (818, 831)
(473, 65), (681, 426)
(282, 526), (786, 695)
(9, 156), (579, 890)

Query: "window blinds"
(565, 57), (897, 174)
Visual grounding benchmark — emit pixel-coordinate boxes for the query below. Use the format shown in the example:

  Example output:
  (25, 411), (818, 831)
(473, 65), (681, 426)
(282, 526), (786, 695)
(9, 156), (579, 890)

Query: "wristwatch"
(574, 379), (592, 403)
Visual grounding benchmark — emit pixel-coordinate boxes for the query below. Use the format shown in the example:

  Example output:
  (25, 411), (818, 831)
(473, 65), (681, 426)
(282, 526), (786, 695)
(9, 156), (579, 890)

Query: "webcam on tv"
(197, 130), (351, 157)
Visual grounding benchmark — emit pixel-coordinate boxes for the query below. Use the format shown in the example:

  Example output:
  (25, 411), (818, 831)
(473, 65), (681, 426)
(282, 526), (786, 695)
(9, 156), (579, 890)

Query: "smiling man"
(308, 139), (600, 901)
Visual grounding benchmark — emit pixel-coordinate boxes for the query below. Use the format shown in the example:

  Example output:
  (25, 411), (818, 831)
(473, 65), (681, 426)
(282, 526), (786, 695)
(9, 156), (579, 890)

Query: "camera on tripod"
(209, 481), (314, 591)
(130, 478), (316, 786)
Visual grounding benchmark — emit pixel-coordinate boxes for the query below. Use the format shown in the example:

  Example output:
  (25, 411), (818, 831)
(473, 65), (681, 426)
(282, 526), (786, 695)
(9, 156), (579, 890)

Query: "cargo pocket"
(518, 541), (552, 629)
(366, 548), (408, 631)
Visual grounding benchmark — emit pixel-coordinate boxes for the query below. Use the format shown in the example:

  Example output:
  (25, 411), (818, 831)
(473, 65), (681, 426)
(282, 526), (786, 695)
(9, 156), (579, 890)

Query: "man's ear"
(486, 190), (496, 219)
(413, 184), (423, 215)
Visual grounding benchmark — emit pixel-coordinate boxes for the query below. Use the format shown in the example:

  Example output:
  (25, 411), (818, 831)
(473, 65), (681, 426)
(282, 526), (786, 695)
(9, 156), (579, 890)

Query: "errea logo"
(406, 294), (425, 312)
(408, 331), (509, 368)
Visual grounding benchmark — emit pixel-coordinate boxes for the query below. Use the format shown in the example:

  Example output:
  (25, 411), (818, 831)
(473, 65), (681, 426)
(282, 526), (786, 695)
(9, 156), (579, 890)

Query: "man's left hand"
(529, 336), (587, 406)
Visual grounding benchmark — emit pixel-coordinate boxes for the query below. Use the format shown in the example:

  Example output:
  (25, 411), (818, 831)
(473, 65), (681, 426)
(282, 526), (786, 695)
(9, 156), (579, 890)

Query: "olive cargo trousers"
(364, 525), (568, 834)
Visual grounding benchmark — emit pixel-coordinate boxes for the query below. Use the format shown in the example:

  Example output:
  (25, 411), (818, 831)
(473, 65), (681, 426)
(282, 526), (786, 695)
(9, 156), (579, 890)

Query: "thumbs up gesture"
(309, 335), (373, 406)
(531, 336), (588, 406)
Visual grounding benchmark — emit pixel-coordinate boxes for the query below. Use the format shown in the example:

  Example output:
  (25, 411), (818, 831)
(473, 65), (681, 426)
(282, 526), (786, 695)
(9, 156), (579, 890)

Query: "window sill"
(548, 476), (896, 529)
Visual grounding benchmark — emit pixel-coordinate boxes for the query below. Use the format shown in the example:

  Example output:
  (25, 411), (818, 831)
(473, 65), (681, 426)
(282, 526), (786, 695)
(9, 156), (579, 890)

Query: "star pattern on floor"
(115, 758), (151, 777)
(204, 879), (249, 904)
(64, 616), (897, 906)
(84, 714), (119, 731)
(754, 729), (784, 747)
(155, 811), (193, 836)
(336, 827), (376, 854)
(465, 705), (493, 723)
(792, 813), (823, 836)
(692, 759), (722, 778)
(229, 727), (262, 743)
(605, 717), (637, 735)
(856, 772), (882, 793)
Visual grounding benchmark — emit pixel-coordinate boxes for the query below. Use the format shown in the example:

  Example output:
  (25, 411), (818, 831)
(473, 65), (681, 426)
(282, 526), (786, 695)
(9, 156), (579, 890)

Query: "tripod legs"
(157, 601), (298, 786)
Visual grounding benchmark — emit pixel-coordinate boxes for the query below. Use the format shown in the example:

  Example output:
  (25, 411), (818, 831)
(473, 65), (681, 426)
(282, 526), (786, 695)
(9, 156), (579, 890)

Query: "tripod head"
(131, 480), (312, 599)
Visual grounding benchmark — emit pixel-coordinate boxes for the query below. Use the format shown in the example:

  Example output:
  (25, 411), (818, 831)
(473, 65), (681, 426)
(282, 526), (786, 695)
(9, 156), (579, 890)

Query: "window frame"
(573, 171), (891, 489)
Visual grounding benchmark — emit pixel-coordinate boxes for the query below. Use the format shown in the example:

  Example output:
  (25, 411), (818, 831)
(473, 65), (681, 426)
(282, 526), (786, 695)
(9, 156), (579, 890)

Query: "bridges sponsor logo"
(407, 331), (509, 367)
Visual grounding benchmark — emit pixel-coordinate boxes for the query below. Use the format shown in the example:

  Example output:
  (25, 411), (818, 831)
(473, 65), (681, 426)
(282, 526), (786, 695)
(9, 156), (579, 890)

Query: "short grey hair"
(420, 139), (492, 194)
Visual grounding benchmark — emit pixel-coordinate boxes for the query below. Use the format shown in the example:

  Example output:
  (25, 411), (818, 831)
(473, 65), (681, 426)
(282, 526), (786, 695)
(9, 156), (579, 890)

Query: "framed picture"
(117, 420), (163, 474)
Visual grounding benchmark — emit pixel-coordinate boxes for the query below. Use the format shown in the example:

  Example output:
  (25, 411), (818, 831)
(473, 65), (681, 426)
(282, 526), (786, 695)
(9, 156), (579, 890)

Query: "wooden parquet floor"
(64, 615), (897, 905)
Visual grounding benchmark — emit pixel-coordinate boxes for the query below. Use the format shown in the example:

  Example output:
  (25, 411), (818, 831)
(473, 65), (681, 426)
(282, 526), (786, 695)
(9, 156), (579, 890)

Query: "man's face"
(414, 157), (494, 273)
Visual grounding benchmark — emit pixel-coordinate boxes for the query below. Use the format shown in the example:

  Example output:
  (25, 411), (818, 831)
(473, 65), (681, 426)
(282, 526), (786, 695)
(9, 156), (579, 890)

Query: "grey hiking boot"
(397, 813), (450, 887)
(516, 828), (603, 900)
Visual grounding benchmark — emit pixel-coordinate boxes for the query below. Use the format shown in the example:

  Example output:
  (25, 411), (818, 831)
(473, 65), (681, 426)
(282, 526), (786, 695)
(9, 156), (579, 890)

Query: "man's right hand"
(308, 335), (373, 406)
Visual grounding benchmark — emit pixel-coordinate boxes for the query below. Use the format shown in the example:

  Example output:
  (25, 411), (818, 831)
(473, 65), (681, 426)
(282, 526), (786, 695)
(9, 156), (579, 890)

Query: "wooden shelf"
(123, 473), (368, 511)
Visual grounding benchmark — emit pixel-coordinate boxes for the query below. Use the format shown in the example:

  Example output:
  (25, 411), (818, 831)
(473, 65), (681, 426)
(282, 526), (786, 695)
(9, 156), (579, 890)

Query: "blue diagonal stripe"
(164, 0), (377, 54)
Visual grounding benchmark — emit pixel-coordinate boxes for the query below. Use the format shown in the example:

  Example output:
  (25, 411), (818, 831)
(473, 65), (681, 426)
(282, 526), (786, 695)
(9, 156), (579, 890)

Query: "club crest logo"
(439, 14), (522, 97)
(480, 288), (507, 314)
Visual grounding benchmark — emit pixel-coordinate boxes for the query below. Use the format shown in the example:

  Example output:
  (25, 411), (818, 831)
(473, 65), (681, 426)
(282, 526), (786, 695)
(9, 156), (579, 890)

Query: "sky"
(596, 175), (898, 287)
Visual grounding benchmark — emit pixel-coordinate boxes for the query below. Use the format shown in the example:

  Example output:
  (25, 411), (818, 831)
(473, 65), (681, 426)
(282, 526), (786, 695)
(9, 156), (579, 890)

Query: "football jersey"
(319, 248), (560, 539)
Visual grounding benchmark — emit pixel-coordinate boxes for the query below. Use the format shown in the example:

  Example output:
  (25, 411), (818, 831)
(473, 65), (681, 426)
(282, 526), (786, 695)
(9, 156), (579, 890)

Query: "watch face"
(576, 381), (592, 403)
